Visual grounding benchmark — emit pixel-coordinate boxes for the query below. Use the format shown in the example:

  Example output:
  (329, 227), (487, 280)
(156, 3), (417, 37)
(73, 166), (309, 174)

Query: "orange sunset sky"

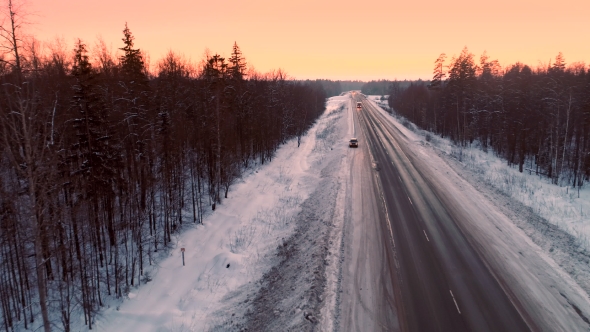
(29, 0), (589, 81)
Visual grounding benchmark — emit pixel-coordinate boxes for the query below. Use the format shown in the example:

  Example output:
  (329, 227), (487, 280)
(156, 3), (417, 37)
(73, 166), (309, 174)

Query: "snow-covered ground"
(94, 93), (590, 331)
(96, 95), (351, 331)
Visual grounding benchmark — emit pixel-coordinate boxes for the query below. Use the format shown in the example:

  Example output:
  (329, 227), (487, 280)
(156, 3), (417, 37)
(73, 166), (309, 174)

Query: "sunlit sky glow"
(29, 0), (589, 80)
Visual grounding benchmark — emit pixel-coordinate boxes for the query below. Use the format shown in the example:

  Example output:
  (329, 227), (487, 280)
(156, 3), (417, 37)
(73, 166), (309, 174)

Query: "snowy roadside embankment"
(235, 95), (350, 331)
(96, 95), (350, 331)
(367, 95), (590, 328)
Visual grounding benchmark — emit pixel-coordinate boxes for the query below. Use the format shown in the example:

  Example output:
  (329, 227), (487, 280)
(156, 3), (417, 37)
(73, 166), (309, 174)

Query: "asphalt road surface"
(339, 98), (400, 331)
(341, 94), (531, 332)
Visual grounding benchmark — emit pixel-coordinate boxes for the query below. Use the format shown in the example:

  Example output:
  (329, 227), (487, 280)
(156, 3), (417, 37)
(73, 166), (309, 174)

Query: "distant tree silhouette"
(388, 48), (590, 190)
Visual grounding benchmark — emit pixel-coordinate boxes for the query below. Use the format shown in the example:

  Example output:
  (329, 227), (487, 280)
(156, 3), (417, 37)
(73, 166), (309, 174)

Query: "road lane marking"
(450, 290), (461, 314)
(408, 197), (413, 205)
(361, 109), (399, 282)
(423, 230), (429, 242)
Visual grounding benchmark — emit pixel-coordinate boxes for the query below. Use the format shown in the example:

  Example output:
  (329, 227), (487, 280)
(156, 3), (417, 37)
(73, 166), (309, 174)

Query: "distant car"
(356, 102), (362, 110)
(349, 138), (358, 148)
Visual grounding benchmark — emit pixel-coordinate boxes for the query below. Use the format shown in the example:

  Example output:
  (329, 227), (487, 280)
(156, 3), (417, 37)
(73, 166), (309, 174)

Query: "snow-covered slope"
(96, 95), (351, 331)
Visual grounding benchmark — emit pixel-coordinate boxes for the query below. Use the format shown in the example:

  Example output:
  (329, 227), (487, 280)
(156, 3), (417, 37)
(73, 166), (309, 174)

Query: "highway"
(339, 97), (400, 331)
(340, 94), (532, 331)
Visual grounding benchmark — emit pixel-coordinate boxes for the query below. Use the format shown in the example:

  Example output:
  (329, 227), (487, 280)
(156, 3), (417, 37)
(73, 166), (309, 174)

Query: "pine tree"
(119, 23), (145, 80)
(72, 39), (91, 77)
(430, 53), (446, 90)
(228, 42), (247, 81)
(71, 39), (117, 190)
(551, 52), (566, 73)
(202, 54), (228, 205)
(447, 47), (477, 149)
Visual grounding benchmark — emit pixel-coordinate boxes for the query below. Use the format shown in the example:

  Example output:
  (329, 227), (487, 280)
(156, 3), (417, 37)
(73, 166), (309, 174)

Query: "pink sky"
(28, 0), (589, 80)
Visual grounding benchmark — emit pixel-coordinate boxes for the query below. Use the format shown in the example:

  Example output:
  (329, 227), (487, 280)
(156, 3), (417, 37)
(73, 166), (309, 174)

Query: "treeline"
(361, 79), (414, 96)
(0, 21), (326, 332)
(309, 80), (368, 97)
(340, 80), (365, 92)
(389, 48), (590, 188)
(312, 79), (342, 97)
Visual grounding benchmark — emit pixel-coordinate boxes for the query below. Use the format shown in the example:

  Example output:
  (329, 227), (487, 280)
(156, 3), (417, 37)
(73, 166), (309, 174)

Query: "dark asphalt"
(354, 94), (531, 332)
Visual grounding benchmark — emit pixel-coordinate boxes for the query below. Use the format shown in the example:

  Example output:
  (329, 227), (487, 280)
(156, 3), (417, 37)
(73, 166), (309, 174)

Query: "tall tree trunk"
(560, 91), (572, 185)
(21, 100), (52, 332)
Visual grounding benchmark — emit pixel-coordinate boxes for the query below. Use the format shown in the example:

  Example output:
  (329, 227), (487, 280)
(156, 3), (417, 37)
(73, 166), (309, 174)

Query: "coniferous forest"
(0, 19), (327, 331)
(389, 48), (590, 190)
(3, 2), (589, 330)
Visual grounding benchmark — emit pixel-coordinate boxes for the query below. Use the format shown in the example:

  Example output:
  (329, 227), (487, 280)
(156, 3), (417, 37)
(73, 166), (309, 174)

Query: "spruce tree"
(119, 23), (146, 80)
(430, 53), (446, 90)
(551, 52), (566, 73)
(229, 42), (247, 81)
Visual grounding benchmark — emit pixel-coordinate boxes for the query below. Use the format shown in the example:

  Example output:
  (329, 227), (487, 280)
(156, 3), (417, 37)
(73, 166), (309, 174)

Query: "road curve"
(352, 94), (531, 332)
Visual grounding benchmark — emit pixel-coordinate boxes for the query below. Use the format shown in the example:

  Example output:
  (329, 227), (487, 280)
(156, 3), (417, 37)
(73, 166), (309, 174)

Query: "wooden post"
(181, 248), (185, 266)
